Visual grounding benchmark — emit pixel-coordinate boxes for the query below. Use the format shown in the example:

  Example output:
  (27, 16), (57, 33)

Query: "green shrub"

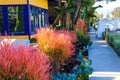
(112, 37), (120, 56)
(106, 32), (116, 45)
(106, 32), (120, 56)
(76, 31), (92, 47)
(102, 32), (105, 40)
(30, 38), (36, 43)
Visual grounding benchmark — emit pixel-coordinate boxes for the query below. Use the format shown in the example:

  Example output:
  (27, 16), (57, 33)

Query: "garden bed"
(0, 26), (93, 80)
(103, 31), (120, 56)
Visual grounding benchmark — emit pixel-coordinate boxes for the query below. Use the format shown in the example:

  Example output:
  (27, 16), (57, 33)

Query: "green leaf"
(63, 7), (75, 13)
(54, 6), (62, 13)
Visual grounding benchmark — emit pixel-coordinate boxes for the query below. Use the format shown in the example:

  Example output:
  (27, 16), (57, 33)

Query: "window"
(0, 7), (4, 35)
(30, 6), (39, 32)
(30, 6), (35, 32)
(35, 8), (39, 27)
(0, 7), (2, 12)
(8, 6), (24, 12)
(30, 6), (48, 32)
(8, 6), (24, 33)
(42, 10), (45, 26)
(8, 13), (24, 32)
(44, 10), (48, 25)
(39, 9), (42, 27)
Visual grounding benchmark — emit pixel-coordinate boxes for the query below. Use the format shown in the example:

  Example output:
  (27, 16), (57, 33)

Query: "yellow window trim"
(0, 35), (29, 40)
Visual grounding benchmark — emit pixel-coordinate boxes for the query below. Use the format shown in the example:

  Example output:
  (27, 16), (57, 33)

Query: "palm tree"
(52, 0), (113, 30)
(72, 0), (82, 25)
(53, 0), (77, 30)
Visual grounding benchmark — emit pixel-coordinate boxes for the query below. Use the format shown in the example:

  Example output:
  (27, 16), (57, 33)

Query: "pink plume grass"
(0, 40), (51, 80)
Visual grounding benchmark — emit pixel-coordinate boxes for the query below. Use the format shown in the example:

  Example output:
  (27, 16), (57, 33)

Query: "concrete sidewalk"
(89, 34), (120, 80)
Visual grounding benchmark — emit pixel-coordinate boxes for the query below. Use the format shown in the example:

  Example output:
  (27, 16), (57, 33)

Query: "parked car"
(115, 29), (120, 34)
(105, 24), (115, 31)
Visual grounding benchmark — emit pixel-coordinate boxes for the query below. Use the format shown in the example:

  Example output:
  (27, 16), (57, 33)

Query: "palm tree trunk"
(66, 12), (71, 30)
(65, 1), (71, 30)
(73, 0), (82, 25)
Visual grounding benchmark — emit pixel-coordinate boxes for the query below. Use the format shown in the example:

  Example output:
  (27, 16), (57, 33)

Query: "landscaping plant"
(51, 53), (93, 80)
(35, 27), (76, 72)
(105, 32), (120, 56)
(75, 18), (85, 32)
(75, 18), (92, 51)
(0, 40), (51, 80)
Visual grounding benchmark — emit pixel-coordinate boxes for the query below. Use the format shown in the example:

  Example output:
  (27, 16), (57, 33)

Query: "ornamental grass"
(0, 40), (51, 80)
(35, 27), (76, 72)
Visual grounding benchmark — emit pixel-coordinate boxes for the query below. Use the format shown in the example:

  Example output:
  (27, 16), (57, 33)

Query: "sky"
(93, 0), (120, 16)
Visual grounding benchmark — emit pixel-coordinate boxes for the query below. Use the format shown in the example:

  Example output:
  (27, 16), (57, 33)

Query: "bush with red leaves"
(0, 40), (51, 80)
(75, 18), (85, 31)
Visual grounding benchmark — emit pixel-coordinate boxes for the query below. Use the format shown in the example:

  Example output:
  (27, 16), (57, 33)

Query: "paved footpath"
(89, 34), (120, 80)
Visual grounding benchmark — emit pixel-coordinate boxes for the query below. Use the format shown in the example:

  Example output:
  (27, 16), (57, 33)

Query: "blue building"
(0, 0), (48, 39)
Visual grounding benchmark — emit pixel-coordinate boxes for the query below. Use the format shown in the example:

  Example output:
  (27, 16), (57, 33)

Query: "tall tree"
(111, 7), (120, 18)
(80, 0), (100, 28)
(53, 0), (104, 30)
(72, 0), (82, 25)
(53, 0), (77, 30)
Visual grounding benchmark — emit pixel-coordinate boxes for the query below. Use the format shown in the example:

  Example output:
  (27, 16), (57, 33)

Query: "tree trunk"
(58, 0), (62, 26)
(73, 0), (82, 25)
(66, 12), (71, 30)
(65, 2), (71, 30)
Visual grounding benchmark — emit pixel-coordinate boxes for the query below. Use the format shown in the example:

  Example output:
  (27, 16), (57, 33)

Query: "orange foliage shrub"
(35, 27), (76, 72)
